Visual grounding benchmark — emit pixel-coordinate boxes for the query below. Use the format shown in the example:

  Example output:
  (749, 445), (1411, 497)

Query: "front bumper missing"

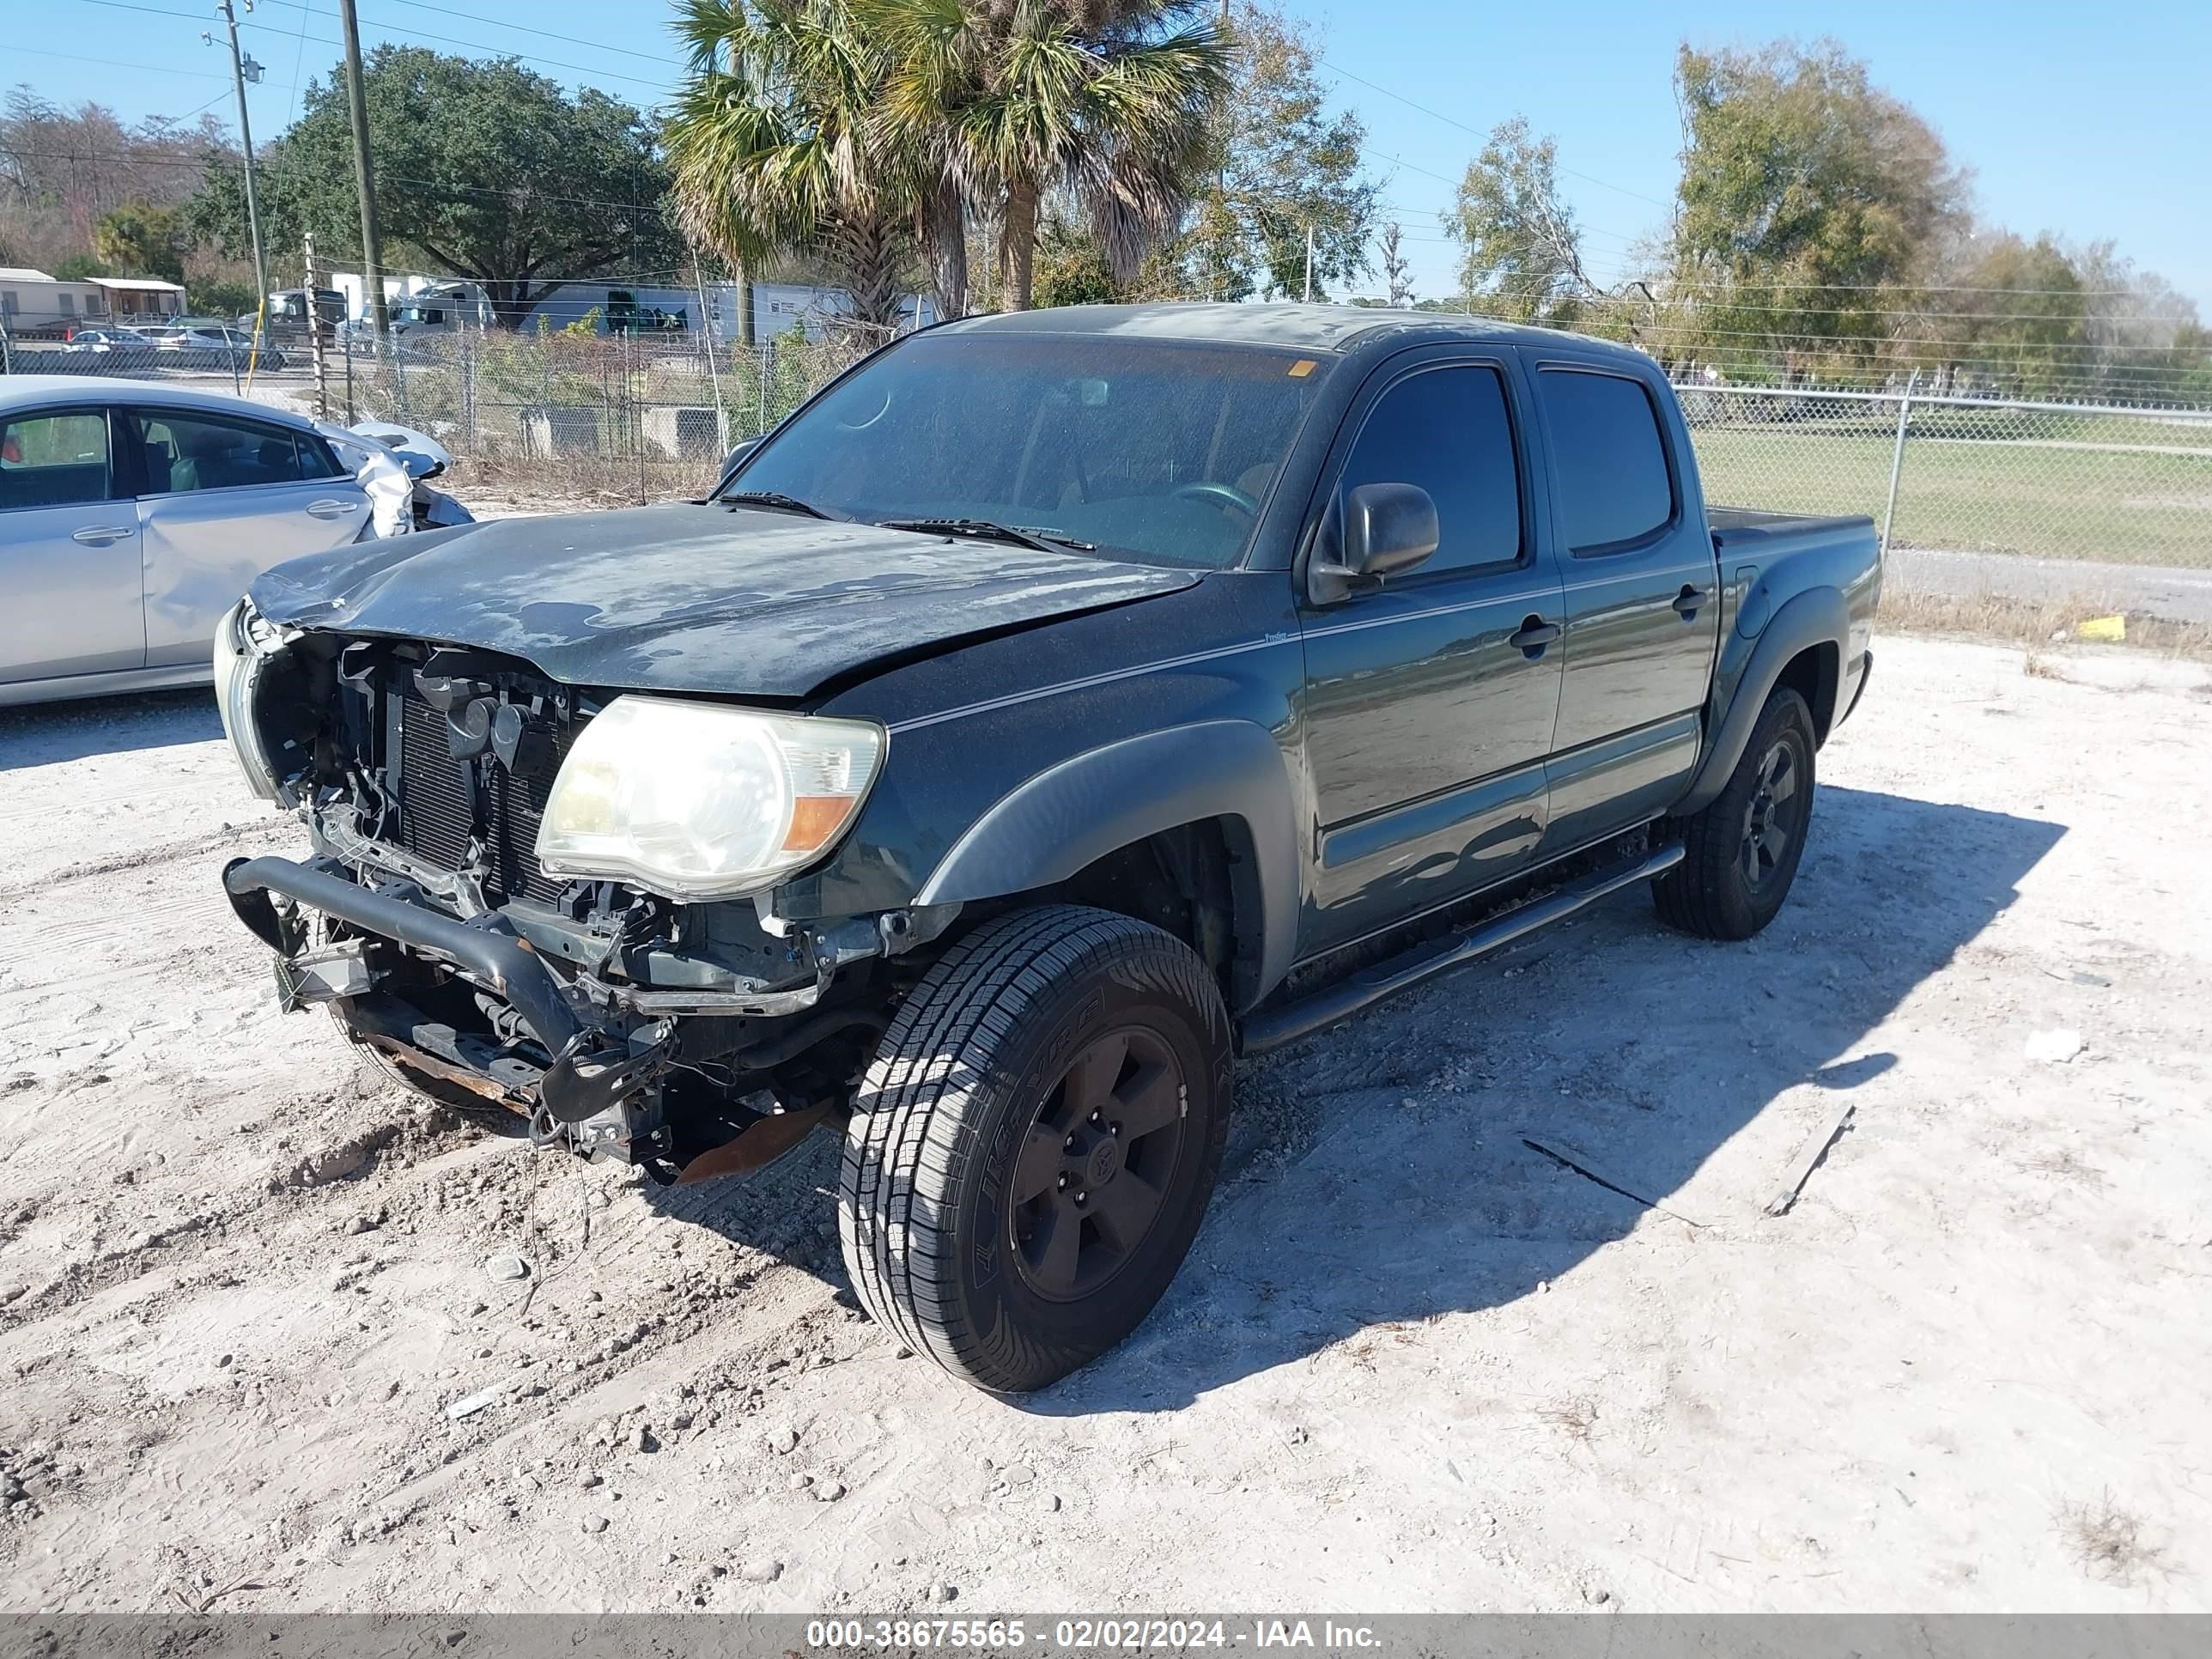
(223, 854), (584, 1054)
(220, 854), (886, 1182)
(225, 862), (672, 1141)
(222, 854), (672, 1133)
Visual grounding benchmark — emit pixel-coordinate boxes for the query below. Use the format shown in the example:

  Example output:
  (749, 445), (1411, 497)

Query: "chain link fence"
(326, 325), (878, 501)
(10, 318), (2207, 574)
(1675, 380), (2212, 569)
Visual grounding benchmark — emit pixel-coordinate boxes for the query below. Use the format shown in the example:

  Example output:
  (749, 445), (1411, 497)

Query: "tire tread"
(838, 905), (1226, 1393)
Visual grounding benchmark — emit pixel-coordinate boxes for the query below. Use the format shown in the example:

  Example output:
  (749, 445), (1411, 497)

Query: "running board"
(1237, 842), (1685, 1057)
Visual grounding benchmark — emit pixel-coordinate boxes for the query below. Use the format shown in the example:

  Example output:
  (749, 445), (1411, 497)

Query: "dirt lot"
(1, 633), (2208, 1615)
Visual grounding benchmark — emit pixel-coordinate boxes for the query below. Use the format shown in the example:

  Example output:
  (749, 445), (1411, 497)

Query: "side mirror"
(720, 436), (762, 475)
(1309, 482), (1440, 604)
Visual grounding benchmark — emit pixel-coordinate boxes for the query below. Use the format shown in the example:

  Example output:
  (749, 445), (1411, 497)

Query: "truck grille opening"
(394, 694), (574, 905)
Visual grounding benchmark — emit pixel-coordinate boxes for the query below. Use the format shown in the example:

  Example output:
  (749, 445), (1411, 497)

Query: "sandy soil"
(1, 634), (2208, 1615)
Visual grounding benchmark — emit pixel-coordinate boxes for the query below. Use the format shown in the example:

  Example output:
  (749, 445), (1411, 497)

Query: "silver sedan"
(0, 377), (373, 705)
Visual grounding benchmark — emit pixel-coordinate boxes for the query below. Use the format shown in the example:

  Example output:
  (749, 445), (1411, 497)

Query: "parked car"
(0, 377), (372, 704)
(62, 325), (155, 353)
(152, 325), (288, 372)
(215, 304), (1881, 1393)
(136, 318), (221, 346)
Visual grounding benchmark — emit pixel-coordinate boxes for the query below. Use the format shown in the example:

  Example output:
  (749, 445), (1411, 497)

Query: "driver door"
(1297, 347), (1566, 954)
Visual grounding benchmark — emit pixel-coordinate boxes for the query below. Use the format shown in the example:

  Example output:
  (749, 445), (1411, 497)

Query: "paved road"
(1889, 545), (2212, 624)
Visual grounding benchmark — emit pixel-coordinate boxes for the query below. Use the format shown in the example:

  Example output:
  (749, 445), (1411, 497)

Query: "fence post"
(1881, 368), (1918, 561)
(463, 324), (477, 450)
(629, 327), (646, 505)
(303, 232), (329, 421)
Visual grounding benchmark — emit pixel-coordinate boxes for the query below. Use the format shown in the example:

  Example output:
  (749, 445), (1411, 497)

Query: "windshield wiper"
(721, 489), (842, 520)
(878, 517), (1097, 553)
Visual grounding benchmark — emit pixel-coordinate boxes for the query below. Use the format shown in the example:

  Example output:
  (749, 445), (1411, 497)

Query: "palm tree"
(665, 0), (925, 331)
(865, 0), (1230, 312)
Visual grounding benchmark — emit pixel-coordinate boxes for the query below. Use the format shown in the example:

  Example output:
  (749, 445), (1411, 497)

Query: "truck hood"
(248, 502), (1200, 698)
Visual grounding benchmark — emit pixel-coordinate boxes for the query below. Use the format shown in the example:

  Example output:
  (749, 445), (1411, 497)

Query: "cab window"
(1337, 366), (1523, 574)
(1537, 369), (1676, 552)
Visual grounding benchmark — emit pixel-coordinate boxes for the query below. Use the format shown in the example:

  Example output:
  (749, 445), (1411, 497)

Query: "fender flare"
(913, 720), (1302, 1011)
(1676, 586), (1846, 816)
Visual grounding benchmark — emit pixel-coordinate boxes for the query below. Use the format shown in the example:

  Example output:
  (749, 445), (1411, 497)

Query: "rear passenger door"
(0, 404), (144, 686)
(1297, 347), (1565, 953)
(127, 407), (371, 668)
(1532, 362), (1721, 852)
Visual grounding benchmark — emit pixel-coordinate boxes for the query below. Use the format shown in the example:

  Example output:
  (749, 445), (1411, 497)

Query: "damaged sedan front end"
(214, 595), (954, 1182)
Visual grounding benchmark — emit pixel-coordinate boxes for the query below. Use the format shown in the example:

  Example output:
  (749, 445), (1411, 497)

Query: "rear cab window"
(1536, 368), (1677, 553)
(0, 410), (112, 510)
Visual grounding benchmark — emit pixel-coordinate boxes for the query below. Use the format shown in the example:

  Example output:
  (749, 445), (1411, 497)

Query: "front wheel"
(839, 906), (1231, 1393)
(1653, 685), (1817, 940)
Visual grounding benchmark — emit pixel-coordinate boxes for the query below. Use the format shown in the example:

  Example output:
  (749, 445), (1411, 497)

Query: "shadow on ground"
(652, 784), (2063, 1410)
(0, 688), (221, 771)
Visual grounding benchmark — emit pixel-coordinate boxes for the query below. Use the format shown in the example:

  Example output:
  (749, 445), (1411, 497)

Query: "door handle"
(1673, 584), (1714, 618)
(71, 525), (134, 545)
(1509, 616), (1561, 656)
(306, 498), (356, 519)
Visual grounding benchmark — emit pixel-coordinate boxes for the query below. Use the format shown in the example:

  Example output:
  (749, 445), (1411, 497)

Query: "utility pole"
(210, 2), (270, 333)
(338, 0), (389, 341)
(1303, 223), (1314, 303)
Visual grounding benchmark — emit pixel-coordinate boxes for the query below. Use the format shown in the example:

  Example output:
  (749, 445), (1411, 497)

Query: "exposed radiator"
(395, 696), (572, 905)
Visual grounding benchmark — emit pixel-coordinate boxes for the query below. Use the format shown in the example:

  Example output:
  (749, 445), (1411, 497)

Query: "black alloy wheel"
(1738, 735), (1805, 890)
(1008, 1026), (1187, 1303)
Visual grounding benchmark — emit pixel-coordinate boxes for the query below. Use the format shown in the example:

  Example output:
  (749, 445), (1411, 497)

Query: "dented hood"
(247, 501), (1198, 697)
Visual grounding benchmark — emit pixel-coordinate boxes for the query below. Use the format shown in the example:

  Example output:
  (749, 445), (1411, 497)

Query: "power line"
(368, 0), (684, 68)
(250, 0), (682, 94)
(7, 45), (301, 90)
(1317, 56), (1674, 210)
(286, 0), (317, 125)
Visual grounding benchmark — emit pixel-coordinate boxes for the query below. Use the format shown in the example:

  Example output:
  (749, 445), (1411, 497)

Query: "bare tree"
(1378, 221), (1413, 307)
(1444, 114), (1594, 321)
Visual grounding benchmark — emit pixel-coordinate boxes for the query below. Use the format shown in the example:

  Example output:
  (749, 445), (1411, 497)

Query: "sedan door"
(0, 404), (144, 686)
(1297, 347), (1566, 954)
(127, 406), (371, 667)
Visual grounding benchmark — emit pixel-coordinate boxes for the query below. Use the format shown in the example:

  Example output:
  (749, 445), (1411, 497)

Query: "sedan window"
(0, 411), (111, 510)
(133, 410), (310, 494)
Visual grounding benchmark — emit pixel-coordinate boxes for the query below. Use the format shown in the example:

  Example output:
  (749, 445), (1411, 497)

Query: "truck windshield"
(726, 332), (1336, 568)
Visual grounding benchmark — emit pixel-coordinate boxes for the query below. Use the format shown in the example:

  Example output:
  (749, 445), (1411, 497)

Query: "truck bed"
(1708, 505), (1877, 551)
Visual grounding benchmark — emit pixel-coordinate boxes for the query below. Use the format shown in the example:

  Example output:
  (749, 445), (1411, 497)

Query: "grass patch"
(2057, 1493), (2166, 1586)
(1692, 425), (2212, 568)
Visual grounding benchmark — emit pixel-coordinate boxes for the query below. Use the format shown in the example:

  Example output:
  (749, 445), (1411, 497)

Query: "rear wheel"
(1654, 686), (1817, 940)
(839, 906), (1231, 1394)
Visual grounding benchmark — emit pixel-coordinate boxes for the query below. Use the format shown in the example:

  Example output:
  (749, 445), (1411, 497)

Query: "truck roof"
(939, 301), (1650, 363)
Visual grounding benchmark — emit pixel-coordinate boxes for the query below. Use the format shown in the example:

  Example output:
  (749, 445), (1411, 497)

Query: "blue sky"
(22, 0), (2212, 309)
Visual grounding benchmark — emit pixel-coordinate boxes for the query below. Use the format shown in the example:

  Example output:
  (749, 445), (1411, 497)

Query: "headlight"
(213, 599), (283, 802)
(534, 697), (884, 901)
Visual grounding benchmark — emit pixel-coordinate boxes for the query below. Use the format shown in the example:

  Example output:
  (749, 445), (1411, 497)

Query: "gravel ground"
(1889, 546), (2212, 626)
(1, 633), (2208, 1614)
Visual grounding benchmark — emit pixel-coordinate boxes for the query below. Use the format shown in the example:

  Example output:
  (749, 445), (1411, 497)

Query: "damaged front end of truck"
(212, 599), (954, 1184)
